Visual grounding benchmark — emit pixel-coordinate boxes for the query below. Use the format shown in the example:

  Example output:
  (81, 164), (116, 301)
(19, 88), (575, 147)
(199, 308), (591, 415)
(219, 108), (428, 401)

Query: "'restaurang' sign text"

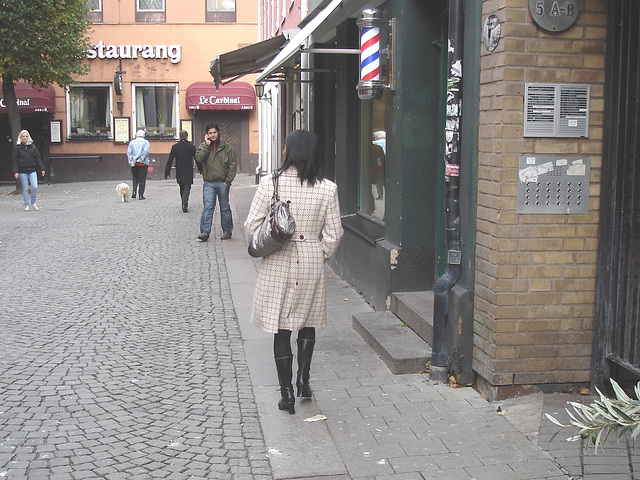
(87, 41), (182, 64)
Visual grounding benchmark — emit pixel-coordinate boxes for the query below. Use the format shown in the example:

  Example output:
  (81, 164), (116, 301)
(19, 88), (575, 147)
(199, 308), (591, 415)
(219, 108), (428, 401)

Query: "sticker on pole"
(445, 163), (460, 177)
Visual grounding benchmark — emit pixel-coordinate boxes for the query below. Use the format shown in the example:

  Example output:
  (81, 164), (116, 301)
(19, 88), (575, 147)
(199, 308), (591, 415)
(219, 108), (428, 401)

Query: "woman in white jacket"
(244, 130), (343, 414)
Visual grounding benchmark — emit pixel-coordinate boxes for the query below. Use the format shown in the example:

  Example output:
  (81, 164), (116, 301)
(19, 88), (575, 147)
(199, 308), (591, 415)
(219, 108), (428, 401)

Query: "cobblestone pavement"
(2, 177), (639, 480)
(0, 179), (271, 479)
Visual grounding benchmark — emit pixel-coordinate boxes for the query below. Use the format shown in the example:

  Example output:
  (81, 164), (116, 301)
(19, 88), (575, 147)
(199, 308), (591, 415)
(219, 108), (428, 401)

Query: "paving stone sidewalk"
(227, 175), (639, 480)
(0, 179), (271, 479)
(1, 177), (638, 480)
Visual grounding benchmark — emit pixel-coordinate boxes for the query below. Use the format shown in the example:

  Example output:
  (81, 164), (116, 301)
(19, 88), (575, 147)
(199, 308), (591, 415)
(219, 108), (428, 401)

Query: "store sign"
(194, 95), (252, 110)
(0, 98), (30, 108)
(0, 84), (55, 113)
(185, 82), (256, 111)
(87, 41), (182, 64)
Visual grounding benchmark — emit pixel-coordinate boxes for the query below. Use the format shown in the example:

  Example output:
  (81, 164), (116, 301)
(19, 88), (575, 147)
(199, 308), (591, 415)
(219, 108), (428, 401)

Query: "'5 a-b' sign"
(529, 0), (582, 32)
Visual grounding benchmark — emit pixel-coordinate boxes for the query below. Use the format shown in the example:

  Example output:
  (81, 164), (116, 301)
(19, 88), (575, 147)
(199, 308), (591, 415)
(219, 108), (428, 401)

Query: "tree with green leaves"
(0, 0), (93, 145)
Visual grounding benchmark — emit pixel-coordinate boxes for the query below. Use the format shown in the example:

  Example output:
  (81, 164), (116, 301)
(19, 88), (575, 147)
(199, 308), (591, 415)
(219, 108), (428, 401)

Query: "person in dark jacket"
(12, 130), (45, 211)
(195, 123), (237, 241)
(164, 130), (196, 213)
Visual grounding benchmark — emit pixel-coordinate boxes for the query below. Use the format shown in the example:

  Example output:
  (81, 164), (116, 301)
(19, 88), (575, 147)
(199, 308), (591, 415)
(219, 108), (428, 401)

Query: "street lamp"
(116, 98), (124, 116)
(254, 82), (272, 104)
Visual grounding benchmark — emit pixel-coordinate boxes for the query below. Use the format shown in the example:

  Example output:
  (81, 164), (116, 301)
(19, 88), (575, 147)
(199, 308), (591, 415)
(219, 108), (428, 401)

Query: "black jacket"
(12, 143), (44, 175)
(165, 139), (196, 184)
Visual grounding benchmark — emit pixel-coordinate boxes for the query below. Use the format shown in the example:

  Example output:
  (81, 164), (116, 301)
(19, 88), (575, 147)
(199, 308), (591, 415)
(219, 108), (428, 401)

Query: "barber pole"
(360, 25), (380, 82)
(356, 9), (384, 100)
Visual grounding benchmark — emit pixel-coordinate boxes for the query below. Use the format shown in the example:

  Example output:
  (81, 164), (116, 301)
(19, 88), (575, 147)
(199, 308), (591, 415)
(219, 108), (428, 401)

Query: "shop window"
(67, 85), (112, 141)
(132, 84), (178, 141)
(87, 0), (102, 23)
(206, 0), (236, 23)
(357, 8), (389, 223)
(359, 93), (387, 222)
(136, 0), (165, 23)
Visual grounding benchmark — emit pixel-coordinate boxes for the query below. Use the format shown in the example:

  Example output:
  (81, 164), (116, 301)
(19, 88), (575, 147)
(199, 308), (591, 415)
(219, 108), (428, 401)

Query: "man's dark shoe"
(182, 206), (188, 213)
(131, 193), (136, 199)
(221, 232), (232, 240)
(198, 233), (209, 242)
(138, 195), (145, 200)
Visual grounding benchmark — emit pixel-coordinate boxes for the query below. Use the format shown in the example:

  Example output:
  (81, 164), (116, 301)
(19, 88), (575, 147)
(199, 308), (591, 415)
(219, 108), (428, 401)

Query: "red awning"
(0, 83), (55, 114)
(186, 81), (256, 111)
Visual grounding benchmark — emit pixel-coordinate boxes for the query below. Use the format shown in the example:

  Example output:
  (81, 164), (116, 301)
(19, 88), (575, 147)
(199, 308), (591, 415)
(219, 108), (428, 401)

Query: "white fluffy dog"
(116, 183), (131, 203)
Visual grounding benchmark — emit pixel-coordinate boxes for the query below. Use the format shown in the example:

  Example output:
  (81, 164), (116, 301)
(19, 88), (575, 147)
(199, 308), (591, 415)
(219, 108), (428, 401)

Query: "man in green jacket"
(195, 123), (237, 242)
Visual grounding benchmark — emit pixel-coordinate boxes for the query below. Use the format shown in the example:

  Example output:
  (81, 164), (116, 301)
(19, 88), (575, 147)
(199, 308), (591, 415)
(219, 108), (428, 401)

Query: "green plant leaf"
(545, 413), (568, 428)
(545, 379), (640, 452)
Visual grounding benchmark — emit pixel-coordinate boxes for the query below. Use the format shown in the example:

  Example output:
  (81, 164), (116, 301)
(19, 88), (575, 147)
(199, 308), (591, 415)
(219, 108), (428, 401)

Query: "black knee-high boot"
(275, 355), (295, 414)
(296, 338), (315, 397)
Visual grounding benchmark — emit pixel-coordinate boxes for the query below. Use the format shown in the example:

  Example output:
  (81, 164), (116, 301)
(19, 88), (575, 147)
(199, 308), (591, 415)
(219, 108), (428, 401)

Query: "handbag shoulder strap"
(272, 173), (280, 202)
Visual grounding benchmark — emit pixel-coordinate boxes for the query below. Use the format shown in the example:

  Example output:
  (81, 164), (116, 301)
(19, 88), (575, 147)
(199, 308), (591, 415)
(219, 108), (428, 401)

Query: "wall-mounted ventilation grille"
(524, 83), (590, 138)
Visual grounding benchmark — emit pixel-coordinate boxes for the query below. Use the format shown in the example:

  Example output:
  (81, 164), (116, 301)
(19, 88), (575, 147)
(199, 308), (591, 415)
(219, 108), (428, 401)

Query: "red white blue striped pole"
(360, 24), (380, 82)
(356, 9), (385, 100)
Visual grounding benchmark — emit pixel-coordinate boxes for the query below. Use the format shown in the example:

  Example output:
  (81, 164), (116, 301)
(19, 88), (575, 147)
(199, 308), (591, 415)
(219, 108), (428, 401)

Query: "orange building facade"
(0, 0), (260, 183)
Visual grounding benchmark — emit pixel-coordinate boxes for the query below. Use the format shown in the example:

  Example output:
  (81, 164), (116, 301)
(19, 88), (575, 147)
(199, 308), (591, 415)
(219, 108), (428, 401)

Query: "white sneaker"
(31, 203), (39, 211)
(24, 205), (30, 211)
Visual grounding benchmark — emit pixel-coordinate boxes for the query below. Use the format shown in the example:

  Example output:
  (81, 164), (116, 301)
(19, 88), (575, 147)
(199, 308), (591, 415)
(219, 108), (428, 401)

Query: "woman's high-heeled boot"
(296, 338), (315, 398)
(275, 355), (295, 414)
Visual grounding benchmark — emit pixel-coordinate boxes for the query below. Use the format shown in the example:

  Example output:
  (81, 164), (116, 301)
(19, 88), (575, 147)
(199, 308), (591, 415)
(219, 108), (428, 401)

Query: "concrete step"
(352, 311), (431, 375)
(390, 291), (435, 345)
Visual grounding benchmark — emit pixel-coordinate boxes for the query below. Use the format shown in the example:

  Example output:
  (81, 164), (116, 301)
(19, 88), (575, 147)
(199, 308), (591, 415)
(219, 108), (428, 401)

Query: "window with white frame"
(138, 0), (164, 11)
(132, 84), (178, 140)
(87, 0), (102, 22)
(67, 85), (112, 140)
(136, 0), (165, 22)
(206, 0), (236, 22)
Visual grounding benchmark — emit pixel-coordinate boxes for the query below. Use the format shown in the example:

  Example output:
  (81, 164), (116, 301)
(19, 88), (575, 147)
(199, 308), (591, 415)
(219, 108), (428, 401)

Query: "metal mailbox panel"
(517, 155), (590, 214)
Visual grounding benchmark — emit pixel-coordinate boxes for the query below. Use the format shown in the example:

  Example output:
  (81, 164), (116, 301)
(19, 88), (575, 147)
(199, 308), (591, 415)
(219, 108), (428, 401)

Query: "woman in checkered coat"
(244, 130), (343, 414)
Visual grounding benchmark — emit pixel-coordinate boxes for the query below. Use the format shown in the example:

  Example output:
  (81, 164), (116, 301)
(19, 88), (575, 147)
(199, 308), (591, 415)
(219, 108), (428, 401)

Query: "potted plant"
(71, 115), (81, 134)
(156, 109), (167, 134)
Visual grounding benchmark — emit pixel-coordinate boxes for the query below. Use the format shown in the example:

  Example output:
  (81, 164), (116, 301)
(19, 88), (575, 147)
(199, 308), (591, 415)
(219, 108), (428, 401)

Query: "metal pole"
(430, 0), (464, 384)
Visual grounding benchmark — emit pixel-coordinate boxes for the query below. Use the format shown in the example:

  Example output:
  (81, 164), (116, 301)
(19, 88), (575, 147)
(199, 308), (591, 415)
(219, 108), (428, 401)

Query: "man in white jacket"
(127, 129), (151, 200)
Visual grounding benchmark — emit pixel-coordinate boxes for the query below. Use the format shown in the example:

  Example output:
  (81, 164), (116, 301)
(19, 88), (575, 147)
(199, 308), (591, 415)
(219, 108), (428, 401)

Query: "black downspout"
(430, 0), (464, 384)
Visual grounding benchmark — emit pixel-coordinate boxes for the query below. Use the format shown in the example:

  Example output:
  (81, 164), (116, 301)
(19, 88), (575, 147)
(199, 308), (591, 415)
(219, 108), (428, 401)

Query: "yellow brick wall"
(474, 0), (607, 394)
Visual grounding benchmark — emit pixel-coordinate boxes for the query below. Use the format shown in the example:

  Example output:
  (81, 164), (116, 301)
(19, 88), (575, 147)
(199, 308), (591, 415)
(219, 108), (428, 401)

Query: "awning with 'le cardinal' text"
(186, 81), (256, 111)
(0, 83), (56, 114)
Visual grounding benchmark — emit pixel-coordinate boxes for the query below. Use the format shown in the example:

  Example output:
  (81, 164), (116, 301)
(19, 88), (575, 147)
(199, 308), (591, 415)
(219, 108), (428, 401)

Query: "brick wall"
(474, 0), (607, 399)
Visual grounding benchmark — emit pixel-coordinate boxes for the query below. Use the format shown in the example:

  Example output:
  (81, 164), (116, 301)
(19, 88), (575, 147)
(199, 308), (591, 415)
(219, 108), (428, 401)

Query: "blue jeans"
(18, 172), (38, 206)
(200, 181), (233, 236)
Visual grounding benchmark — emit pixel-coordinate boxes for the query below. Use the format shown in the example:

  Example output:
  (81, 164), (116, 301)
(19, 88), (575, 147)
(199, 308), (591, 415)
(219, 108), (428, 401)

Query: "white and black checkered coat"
(244, 168), (343, 334)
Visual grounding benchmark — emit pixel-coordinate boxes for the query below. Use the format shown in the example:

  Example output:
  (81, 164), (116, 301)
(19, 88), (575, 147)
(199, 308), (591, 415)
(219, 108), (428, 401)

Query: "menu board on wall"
(114, 117), (130, 144)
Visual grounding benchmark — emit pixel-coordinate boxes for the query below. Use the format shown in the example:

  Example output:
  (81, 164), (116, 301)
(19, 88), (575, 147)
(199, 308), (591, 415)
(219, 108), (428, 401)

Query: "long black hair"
(277, 129), (323, 186)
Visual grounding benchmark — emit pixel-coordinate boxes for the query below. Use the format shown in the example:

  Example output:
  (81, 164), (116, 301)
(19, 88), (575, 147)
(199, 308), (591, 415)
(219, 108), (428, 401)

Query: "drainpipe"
(430, 0), (464, 384)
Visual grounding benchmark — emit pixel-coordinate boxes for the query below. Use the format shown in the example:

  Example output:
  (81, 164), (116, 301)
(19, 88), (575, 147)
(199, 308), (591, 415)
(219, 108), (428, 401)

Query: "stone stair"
(352, 291), (434, 374)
